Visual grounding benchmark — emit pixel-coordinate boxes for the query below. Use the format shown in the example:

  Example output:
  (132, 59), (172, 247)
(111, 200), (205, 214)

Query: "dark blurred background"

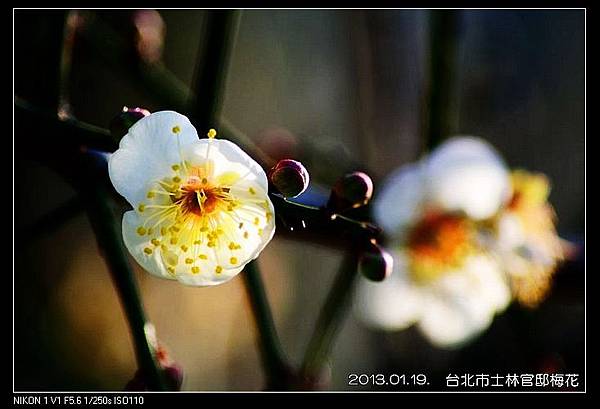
(14, 9), (584, 391)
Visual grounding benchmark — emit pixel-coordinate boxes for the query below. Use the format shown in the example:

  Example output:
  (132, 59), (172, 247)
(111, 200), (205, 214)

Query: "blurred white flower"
(356, 137), (512, 348)
(109, 111), (275, 287)
(494, 170), (565, 307)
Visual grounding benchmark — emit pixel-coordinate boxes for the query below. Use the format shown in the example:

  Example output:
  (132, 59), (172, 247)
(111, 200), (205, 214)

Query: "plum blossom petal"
(423, 136), (511, 220)
(417, 254), (511, 348)
(373, 164), (426, 238)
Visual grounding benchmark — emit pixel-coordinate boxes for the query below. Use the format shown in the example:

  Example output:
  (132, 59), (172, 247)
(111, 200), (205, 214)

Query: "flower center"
(406, 211), (474, 283)
(175, 175), (231, 217)
(133, 159), (273, 277)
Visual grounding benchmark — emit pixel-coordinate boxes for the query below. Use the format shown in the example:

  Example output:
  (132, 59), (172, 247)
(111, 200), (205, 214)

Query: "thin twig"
(242, 261), (292, 389)
(80, 163), (167, 391)
(300, 251), (360, 383)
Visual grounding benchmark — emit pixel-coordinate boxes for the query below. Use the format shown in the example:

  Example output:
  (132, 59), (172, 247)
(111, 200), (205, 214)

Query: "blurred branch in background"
(79, 158), (167, 391)
(188, 11), (240, 132)
(422, 10), (461, 151)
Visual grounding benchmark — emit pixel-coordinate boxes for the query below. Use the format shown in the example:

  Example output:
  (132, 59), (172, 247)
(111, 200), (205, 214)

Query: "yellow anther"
(167, 266), (175, 275)
(151, 239), (161, 246)
(147, 191), (155, 199)
(239, 222), (244, 229)
(199, 254), (208, 260)
(207, 128), (217, 139)
(200, 226), (209, 232)
(161, 244), (168, 251)
(147, 228), (153, 235)
(170, 237), (178, 245)
(185, 258), (194, 264)
(160, 227), (168, 236)
(258, 229), (264, 236)
(230, 257), (238, 265)
(254, 217), (260, 225)
(164, 251), (178, 266)
(249, 187), (256, 195)
(172, 125), (181, 134)
(138, 203), (146, 212)
(215, 265), (223, 274)
(171, 164), (180, 171)
(172, 176), (181, 183)
(243, 231), (249, 239)
(137, 226), (147, 236)
(191, 266), (200, 274)
(180, 245), (189, 252)
(201, 178), (208, 184)
(229, 242), (237, 250)
(207, 241), (216, 248)
(193, 240), (202, 245)
(144, 247), (153, 255)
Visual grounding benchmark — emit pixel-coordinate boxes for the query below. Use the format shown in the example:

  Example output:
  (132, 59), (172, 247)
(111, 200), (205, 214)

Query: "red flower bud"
(359, 242), (393, 282)
(328, 171), (373, 212)
(269, 159), (310, 198)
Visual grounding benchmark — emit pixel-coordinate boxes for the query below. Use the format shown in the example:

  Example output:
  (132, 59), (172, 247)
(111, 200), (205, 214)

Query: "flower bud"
(359, 243), (393, 282)
(327, 171), (373, 212)
(269, 159), (310, 198)
(109, 106), (151, 140)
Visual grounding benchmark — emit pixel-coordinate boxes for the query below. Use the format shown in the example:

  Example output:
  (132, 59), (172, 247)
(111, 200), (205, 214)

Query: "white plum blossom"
(108, 111), (275, 287)
(356, 137), (512, 348)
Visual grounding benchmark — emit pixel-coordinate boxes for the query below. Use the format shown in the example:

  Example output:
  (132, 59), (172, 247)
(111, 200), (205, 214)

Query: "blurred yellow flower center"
(406, 211), (474, 284)
(504, 170), (564, 307)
